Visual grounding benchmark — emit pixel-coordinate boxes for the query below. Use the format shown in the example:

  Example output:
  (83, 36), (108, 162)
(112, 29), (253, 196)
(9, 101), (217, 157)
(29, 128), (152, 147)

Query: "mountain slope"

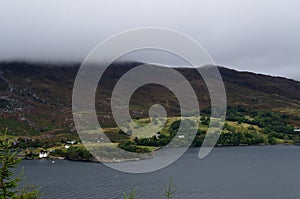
(0, 61), (299, 139)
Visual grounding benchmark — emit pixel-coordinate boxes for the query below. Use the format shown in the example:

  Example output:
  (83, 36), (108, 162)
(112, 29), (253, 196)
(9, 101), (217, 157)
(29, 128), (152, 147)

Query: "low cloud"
(0, 0), (299, 80)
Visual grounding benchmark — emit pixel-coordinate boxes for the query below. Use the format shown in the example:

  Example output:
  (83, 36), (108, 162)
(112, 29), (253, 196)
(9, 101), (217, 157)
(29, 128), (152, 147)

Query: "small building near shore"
(39, 151), (48, 158)
(178, 135), (185, 139)
(66, 140), (76, 145)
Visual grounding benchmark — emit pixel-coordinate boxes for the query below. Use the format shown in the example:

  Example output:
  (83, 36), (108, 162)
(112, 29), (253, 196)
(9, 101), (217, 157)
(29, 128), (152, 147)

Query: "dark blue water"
(19, 145), (300, 199)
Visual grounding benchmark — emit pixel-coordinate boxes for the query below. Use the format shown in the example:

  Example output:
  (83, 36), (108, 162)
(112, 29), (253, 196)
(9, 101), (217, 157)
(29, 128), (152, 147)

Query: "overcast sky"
(1, 0), (300, 80)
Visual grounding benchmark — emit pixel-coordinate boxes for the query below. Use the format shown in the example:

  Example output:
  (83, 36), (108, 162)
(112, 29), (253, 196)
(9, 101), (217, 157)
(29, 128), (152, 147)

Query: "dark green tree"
(0, 128), (39, 199)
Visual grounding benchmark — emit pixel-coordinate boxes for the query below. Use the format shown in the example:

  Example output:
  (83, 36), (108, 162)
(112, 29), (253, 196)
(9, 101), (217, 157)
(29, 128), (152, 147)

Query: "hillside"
(0, 61), (299, 143)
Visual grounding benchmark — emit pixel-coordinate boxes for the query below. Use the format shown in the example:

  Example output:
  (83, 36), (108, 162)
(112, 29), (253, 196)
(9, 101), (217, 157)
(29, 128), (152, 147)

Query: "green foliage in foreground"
(163, 179), (176, 199)
(0, 128), (40, 199)
(123, 179), (176, 199)
(123, 188), (136, 199)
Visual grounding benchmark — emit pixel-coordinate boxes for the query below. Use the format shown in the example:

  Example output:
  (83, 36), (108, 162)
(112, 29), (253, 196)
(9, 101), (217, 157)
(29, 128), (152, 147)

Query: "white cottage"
(178, 135), (185, 139)
(294, 128), (300, 132)
(39, 151), (48, 158)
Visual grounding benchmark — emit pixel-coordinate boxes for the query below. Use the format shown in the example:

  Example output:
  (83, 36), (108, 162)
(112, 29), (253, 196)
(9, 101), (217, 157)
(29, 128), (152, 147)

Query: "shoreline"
(23, 143), (299, 163)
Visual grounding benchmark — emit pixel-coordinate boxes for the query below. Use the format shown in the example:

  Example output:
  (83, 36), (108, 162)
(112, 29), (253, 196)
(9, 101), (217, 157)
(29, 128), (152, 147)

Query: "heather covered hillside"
(0, 61), (299, 154)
